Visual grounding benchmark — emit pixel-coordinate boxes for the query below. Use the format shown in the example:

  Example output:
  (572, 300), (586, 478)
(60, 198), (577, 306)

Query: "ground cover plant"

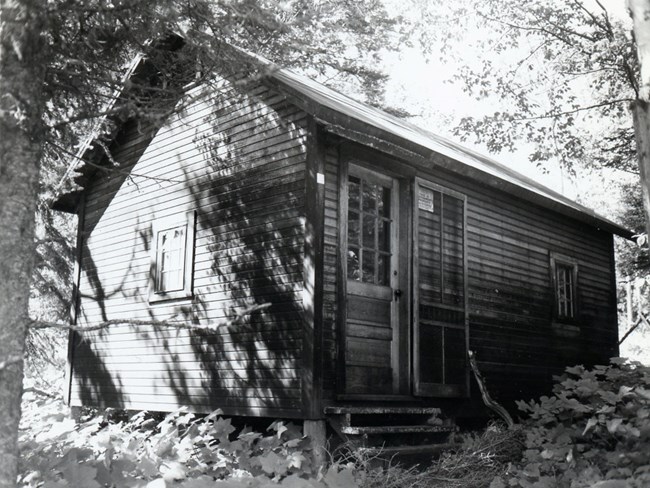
(492, 358), (650, 488)
(18, 358), (650, 487)
(18, 392), (355, 488)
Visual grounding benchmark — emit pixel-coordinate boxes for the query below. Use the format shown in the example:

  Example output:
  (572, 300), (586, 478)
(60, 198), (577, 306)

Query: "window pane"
(378, 254), (390, 286)
(378, 220), (390, 252)
(362, 251), (375, 283)
(379, 186), (391, 218)
(348, 210), (360, 245)
(348, 247), (361, 281)
(362, 182), (377, 213)
(156, 226), (186, 292)
(349, 176), (360, 211)
(362, 213), (376, 248)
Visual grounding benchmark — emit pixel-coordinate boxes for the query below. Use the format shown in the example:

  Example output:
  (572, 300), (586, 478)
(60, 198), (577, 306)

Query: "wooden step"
(324, 406), (441, 415)
(340, 424), (455, 435)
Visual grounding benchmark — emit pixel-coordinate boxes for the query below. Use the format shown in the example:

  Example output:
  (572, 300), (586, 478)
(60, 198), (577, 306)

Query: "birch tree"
(628, 0), (650, 237)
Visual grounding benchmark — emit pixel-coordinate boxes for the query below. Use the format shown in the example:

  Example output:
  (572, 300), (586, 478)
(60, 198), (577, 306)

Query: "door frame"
(412, 176), (470, 397)
(336, 154), (412, 397)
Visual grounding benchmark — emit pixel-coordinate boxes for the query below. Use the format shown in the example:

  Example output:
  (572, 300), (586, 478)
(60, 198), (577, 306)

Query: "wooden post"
(304, 419), (327, 467)
(302, 117), (325, 419)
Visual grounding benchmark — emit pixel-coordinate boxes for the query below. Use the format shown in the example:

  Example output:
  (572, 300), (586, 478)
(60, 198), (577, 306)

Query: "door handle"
(394, 289), (402, 300)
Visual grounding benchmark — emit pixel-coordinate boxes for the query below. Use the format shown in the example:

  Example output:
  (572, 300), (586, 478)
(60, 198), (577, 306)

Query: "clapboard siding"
(429, 163), (616, 405)
(320, 140), (617, 409)
(71, 78), (309, 417)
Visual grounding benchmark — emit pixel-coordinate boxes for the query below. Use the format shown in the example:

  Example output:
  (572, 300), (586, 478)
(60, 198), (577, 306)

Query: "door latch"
(394, 289), (402, 300)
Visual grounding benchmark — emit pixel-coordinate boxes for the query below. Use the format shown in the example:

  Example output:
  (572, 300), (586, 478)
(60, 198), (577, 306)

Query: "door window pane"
(378, 254), (390, 286)
(362, 213), (376, 248)
(379, 187), (391, 218)
(347, 247), (361, 281)
(378, 220), (390, 252)
(362, 181), (377, 213)
(348, 210), (360, 244)
(349, 176), (360, 209)
(348, 173), (393, 285)
(362, 251), (376, 282)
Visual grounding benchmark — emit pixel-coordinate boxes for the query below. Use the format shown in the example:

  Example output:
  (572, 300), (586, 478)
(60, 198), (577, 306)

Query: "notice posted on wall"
(418, 187), (434, 212)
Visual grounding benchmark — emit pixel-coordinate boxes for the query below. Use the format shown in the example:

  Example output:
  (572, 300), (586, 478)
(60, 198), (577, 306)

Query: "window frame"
(550, 253), (579, 323)
(149, 212), (196, 302)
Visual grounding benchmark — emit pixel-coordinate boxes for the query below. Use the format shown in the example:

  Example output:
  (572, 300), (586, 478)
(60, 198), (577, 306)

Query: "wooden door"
(413, 178), (469, 397)
(342, 164), (401, 395)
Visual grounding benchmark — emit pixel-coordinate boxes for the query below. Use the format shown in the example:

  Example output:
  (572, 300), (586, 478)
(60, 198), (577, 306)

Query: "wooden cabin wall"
(322, 140), (341, 402)
(321, 140), (618, 408)
(70, 78), (309, 417)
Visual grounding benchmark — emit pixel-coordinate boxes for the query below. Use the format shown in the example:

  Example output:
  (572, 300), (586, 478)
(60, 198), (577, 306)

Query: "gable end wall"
(70, 78), (310, 418)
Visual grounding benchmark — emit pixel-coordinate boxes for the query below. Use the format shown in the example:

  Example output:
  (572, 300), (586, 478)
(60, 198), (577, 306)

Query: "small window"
(150, 212), (195, 302)
(551, 254), (578, 321)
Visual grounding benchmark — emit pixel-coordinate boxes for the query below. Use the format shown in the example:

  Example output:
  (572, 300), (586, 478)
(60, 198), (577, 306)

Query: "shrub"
(491, 358), (650, 488)
(19, 394), (356, 487)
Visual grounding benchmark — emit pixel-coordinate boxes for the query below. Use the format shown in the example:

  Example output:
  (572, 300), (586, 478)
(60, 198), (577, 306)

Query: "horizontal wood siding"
(321, 140), (617, 409)
(426, 163), (617, 407)
(71, 79), (308, 417)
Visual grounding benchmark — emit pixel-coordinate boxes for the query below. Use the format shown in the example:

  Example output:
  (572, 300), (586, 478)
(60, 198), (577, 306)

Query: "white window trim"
(550, 252), (579, 322)
(149, 211), (196, 303)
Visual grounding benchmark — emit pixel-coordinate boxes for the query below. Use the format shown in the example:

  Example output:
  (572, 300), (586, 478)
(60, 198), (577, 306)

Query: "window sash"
(155, 225), (187, 293)
(553, 260), (577, 320)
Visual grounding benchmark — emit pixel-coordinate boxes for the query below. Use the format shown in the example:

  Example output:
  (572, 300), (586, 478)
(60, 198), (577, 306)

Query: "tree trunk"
(0, 1), (48, 485)
(635, 100), (650, 240)
(628, 0), (650, 238)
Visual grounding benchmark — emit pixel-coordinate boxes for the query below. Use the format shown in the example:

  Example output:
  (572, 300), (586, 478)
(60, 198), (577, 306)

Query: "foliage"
(616, 181), (650, 280)
(425, 0), (638, 173)
(19, 358), (650, 487)
(19, 393), (356, 488)
(491, 358), (650, 488)
(29, 0), (405, 162)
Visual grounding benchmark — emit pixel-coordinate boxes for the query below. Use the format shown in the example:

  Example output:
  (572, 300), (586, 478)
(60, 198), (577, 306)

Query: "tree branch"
(29, 302), (272, 332)
(22, 387), (59, 399)
(510, 99), (633, 121)
(46, 140), (182, 185)
(570, 0), (612, 38)
(468, 350), (515, 428)
(479, 12), (579, 48)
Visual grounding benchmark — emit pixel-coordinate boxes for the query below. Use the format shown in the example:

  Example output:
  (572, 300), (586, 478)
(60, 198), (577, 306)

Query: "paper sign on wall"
(418, 187), (434, 212)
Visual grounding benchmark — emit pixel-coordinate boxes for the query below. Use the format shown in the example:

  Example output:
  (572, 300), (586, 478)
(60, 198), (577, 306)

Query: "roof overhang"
(265, 66), (633, 240)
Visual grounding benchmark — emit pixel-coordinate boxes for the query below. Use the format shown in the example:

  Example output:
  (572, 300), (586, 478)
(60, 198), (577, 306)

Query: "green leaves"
(19, 399), (355, 487)
(439, 0), (638, 173)
(498, 358), (650, 487)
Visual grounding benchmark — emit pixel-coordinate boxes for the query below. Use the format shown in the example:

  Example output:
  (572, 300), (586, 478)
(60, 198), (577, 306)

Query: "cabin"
(53, 47), (631, 451)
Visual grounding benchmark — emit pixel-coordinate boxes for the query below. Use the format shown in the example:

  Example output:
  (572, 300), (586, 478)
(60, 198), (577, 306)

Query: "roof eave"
(264, 71), (634, 241)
